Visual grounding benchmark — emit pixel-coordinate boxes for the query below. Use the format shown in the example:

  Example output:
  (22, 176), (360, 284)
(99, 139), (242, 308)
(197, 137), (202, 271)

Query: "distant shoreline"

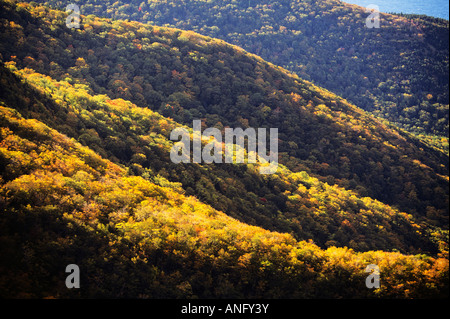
(343, 0), (449, 20)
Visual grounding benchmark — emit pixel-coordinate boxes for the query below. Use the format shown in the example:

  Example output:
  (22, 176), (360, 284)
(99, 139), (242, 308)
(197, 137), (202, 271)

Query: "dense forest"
(29, 0), (449, 142)
(1, 101), (447, 298)
(0, 1), (448, 222)
(0, 0), (448, 298)
(1, 61), (446, 256)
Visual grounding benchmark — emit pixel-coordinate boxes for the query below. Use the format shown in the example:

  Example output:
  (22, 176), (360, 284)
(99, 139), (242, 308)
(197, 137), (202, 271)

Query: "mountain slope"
(0, 0), (448, 298)
(29, 0), (449, 138)
(0, 82), (448, 299)
(2, 61), (446, 256)
(0, 0), (448, 227)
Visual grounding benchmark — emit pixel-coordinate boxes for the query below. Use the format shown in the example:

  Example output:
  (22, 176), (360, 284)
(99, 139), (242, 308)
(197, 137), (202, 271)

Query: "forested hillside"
(29, 0), (449, 140)
(0, 0), (448, 298)
(1, 101), (447, 298)
(0, 0), (448, 225)
(1, 61), (446, 256)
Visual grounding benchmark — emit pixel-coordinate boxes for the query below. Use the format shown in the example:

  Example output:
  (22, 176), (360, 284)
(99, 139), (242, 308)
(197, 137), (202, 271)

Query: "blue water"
(343, 0), (449, 20)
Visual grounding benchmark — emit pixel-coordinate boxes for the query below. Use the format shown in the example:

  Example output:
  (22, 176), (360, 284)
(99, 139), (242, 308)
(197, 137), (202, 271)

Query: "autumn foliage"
(0, 0), (448, 298)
